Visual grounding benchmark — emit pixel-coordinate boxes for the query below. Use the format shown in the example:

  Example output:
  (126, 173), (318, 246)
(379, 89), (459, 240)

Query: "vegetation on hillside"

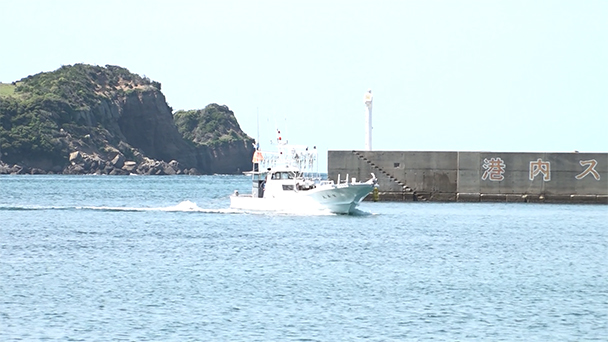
(14, 64), (160, 109)
(0, 91), (66, 163)
(1, 63), (252, 173)
(0, 83), (16, 97)
(174, 104), (251, 146)
(0, 64), (162, 165)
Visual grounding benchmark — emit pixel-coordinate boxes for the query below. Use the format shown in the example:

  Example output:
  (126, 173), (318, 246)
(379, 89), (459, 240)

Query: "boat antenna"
(314, 146), (319, 178)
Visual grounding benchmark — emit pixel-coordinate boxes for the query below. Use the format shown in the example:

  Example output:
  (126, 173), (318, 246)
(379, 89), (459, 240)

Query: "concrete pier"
(328, 151), (608, 204)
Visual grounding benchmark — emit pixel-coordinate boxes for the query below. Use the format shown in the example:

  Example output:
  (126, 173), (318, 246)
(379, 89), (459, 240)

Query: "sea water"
(1, 175), (606, 341)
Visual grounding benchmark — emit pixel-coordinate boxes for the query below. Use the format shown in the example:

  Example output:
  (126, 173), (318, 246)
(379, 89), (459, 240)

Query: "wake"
(0, 200), (375, 216)
(0, 200), (239, 214)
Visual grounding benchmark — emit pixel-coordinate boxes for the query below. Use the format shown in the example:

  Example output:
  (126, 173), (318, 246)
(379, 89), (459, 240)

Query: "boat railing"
(319, 180), (334, 186)
(257, 144), (319, 174)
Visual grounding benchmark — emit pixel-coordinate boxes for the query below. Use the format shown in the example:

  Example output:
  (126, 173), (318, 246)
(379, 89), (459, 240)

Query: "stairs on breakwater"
(352, 151), (428, 201)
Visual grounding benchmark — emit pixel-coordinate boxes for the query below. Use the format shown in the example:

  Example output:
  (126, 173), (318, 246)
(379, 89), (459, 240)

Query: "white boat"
(230, 132), (377, 214)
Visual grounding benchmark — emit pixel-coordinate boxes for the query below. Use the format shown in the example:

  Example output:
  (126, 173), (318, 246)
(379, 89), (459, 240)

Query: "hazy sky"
(2, 0), (606, 171)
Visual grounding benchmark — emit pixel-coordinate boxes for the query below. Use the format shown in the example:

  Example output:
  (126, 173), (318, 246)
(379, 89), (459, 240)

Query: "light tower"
(364, 89), (373, 150)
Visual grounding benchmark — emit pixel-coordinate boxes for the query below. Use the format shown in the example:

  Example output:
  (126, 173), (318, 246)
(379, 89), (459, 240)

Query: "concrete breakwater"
(328, 151), (608, 204)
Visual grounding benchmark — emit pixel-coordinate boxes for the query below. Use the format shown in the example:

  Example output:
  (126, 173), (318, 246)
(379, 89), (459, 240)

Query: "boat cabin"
(246, 166), (318, 199)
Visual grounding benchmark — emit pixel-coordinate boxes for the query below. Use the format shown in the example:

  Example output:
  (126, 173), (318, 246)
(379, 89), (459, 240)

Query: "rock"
(111, 154), (125, 168)
(109, 168), (128, 175)
(117, 90), (198, 169)
(122, 161), (137, 172)
(195, 140), (254, 174)
(136, 159), (153, 174)
(103, 164), (115, 174)
(69, 151), (83, 163)
(163, 164), (177, 175)
(0, 161), (9, 174)
(162, 160), (181, 175)
(7, 164), (24, 174)
(65, 164), (85, 174)
(81, 160), (92, 172)
(186, 168), (200, 175)
(89, 160), (100, 171)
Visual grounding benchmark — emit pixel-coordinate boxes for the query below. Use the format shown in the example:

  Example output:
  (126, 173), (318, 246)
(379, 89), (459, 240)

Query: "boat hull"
(230, 183), (373, 214)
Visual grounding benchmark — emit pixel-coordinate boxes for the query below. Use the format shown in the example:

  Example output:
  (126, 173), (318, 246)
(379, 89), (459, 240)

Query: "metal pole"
(364, 89), (373, 151)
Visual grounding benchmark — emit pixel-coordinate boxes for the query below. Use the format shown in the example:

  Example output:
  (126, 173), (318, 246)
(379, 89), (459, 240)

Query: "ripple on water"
(0, 176), (606, 341)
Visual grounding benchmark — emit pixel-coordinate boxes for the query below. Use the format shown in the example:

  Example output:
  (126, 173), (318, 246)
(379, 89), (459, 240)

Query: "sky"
(2, 0), (607, 171)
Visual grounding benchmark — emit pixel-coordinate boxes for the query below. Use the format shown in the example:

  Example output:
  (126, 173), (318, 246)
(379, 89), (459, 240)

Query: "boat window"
(282, 184), (294, 191)
(271, 172), (294, 180)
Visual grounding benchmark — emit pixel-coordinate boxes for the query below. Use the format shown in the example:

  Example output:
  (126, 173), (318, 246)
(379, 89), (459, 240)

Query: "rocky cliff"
(0, 64), (254, 175)
(174, 105), (255, 174)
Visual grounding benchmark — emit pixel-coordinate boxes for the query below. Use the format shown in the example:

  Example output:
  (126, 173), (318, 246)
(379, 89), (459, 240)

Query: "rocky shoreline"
(0, 151), (200, 175)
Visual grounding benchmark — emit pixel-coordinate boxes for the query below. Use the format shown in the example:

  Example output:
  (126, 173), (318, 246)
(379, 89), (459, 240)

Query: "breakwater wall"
(328, 151), (608, 204)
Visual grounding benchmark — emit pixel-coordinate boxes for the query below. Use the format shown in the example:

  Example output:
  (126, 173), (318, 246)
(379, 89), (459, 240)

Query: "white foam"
(161, 200), (201, 211)
(3, 201), (355, 216)
(72, 201), (240, 214)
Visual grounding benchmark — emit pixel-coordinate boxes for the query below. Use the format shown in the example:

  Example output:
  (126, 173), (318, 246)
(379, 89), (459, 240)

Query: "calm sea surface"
(1, 175), (607, 341)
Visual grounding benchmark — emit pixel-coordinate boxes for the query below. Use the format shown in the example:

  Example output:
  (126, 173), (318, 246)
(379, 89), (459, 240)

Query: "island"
(0, 64), (254, 175)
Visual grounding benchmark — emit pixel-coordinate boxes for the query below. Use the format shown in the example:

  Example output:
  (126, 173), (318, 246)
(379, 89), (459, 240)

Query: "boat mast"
(252, 108), (261, 172)
(364, 89), (373, 151)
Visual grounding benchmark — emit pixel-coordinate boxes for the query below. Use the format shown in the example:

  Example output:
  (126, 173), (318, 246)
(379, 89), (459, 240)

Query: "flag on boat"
(252, 150), (264, 163)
